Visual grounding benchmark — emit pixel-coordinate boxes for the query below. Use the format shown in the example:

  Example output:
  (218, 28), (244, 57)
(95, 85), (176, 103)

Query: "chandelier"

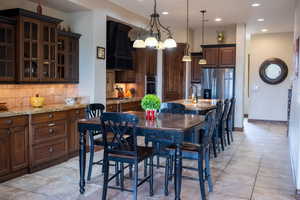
(133, 0), (177, 49)
(198, 10), (207, 65)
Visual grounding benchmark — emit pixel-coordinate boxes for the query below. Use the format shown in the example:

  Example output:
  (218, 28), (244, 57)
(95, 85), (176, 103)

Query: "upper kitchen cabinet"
(57, 31), (81, 83)
(191, 53), (202, 83)
(201, 44), (236, 67)
(0, 16), (16, 82)
(163, 43), (186, 102)
(0, 9), (62, 83)
(0, 8), (81, 84)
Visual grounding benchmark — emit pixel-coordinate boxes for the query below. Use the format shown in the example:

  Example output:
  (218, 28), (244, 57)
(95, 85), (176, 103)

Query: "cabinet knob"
(49, 128), (54, 134)
(5, 119), (13, 124)
(49, 147), (53, 153)
(7, 129), (11, 135)
(48, 114), (53, 118)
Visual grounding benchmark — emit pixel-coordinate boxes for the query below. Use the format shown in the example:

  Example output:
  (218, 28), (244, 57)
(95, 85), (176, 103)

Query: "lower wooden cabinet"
(0, 116), (29, 182)
(120, 101), (142, 112)
(0, 108), (87, 182)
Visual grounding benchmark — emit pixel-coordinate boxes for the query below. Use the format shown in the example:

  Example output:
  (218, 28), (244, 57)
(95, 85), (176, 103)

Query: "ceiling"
(109, 0), (295, 34)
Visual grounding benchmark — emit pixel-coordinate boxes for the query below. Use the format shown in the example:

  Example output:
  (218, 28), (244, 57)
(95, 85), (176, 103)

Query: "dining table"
(77, 111), (206, 200)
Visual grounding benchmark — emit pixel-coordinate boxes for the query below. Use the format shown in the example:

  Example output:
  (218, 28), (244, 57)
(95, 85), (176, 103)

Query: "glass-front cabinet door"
(0, 23), (15, 82)
(41, 22), (57, 81)
(57, 35), (67, 81)
(22, 18), (40, 81)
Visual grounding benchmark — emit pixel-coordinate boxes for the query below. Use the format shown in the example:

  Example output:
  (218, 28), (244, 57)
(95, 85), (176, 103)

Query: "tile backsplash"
(0, 84), (79, 109)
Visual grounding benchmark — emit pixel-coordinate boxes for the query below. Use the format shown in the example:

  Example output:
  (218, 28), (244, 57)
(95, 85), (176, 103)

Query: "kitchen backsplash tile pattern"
(0, 84), (79, 109)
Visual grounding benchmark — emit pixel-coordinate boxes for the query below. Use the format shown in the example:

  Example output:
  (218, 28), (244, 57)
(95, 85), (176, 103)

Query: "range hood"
(107, 20), (133, 70)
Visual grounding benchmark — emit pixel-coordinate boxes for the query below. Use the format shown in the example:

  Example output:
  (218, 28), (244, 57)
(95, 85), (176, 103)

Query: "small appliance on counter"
(0, 102), (8, 111)
(30, 94), (45, 108)
(145, 76), (157, 94)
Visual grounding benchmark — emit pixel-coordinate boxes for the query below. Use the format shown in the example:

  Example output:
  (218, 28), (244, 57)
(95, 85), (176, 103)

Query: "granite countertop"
(0, 104), (87, 118)
(106, 97), (143, 105)
(169, 99), (218, 111)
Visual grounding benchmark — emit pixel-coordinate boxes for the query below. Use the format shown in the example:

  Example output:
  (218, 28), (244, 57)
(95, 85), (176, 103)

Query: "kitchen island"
(169, 99), (218, 114)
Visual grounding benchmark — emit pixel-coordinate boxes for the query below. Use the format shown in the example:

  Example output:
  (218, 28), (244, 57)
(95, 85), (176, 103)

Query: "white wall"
(289, 0), (300, 191)
(66, 0), (149, 104)
(248, 32), (293, 121)
(192, 24), (236, 52)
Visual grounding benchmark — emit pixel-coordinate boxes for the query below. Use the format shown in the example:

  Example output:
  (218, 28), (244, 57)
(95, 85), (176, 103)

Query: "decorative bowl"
(30, 97), (45, 108)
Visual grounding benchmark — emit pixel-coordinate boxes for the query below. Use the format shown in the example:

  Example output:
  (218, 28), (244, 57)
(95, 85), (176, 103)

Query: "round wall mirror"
(259, 58), (288, 85)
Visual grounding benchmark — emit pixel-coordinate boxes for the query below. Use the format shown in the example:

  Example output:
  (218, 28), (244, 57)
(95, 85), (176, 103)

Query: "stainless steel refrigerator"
(200, 68), (235, 100)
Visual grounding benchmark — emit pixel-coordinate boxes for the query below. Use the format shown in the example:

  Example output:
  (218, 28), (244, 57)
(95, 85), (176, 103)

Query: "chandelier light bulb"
(199, 58), (207, 65)
(164, 38), (177, 48)
(145, 36), (158, 47)
(182, 55), (192, 62)
(133, 39), (146, 48)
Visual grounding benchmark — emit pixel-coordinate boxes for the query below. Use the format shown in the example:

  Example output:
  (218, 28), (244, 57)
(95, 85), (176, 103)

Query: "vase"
(146, 110), (156, 120)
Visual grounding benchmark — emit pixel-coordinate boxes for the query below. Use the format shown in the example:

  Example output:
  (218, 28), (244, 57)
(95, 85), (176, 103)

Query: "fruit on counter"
(30, 94), (45, 108)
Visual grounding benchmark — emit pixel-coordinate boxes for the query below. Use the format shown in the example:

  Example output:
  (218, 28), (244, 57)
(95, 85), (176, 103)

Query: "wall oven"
(145, 76), (157, 94)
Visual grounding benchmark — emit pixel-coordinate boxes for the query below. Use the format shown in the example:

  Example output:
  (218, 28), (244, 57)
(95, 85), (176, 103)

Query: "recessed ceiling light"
(215, 18), (222, 22)
(257, 18), (265, 22)
(252, 3), (261, 7)
(162, 11), (169, 15)
(261, 29), (268, 32)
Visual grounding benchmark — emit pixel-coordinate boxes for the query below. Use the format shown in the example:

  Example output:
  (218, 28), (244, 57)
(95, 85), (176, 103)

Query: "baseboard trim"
(234, 127), (244, 132)
(248, 119), (288, 124)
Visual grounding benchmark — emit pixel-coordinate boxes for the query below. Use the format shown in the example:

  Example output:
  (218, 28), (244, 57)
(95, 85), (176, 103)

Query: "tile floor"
(0, 120), (295, 200)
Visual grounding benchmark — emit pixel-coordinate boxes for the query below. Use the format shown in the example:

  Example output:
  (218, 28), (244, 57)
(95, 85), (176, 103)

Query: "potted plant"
(141, 94), (161, 120)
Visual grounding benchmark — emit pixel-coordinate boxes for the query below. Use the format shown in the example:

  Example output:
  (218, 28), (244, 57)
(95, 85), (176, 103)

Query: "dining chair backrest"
(86, 103), (105, 118)
(227, 97), (236, 121)
(221, 99), (230, 122)
(100, 112), (139, 157)
(160, 102), (186, 114)
(215, 100), (223, 122)
(202, 109), (217, 147)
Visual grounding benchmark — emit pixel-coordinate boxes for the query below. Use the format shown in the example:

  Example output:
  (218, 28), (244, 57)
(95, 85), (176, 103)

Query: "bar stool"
(212, 100), (223, 158)
(219, 99), (230, 151)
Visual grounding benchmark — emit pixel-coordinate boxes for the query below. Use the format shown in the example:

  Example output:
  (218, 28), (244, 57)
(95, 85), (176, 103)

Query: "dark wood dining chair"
(219, 99), (230, 151)
(144, 102), (186, 176)
(226, 97), (236, 145)
(212, 100), (223, 158)
(101, 112), (155, 200)
(86, 103), (105, 181)
(164, 110), (217, 199)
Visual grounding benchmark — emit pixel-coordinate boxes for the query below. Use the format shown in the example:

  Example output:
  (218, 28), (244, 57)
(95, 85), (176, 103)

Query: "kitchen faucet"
(191, 84), (200, 103)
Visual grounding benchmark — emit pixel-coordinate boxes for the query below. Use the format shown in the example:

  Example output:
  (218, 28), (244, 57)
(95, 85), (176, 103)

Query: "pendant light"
(199, 10), (207, 65)
(133, 0), (176, 49)
(182, 0), (192, 62)
(133, 33), (146, 48)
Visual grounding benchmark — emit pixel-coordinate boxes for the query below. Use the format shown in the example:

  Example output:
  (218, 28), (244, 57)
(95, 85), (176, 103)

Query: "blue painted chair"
(226, 98), (236, 145)
(86, 103), (105, 181)
(165, 109), (217, 199)
(144, 102), (186, 178)
(101, 112), (155, 200)
(219, 99), (230, 151)
(212, 100), (223, 158)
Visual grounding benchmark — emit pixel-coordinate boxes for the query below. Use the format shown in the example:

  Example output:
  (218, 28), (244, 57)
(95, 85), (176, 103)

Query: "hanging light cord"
(201, 10), (206, 45)
(186, 0), (190, 53)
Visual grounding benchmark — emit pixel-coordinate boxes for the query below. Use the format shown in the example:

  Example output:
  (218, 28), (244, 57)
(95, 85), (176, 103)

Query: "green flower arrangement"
(141, 94), (161, 111)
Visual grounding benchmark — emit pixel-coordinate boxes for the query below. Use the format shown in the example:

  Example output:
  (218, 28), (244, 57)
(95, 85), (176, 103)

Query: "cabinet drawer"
(32, 139), (67, 166)
(0, 116), (28, 129)
(31, 111), (67, 124)
(121, 101), (141, 112)
(69, 109), (86, 120)
(32, 120), (66, 144)
(106, 104), (118, 112)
